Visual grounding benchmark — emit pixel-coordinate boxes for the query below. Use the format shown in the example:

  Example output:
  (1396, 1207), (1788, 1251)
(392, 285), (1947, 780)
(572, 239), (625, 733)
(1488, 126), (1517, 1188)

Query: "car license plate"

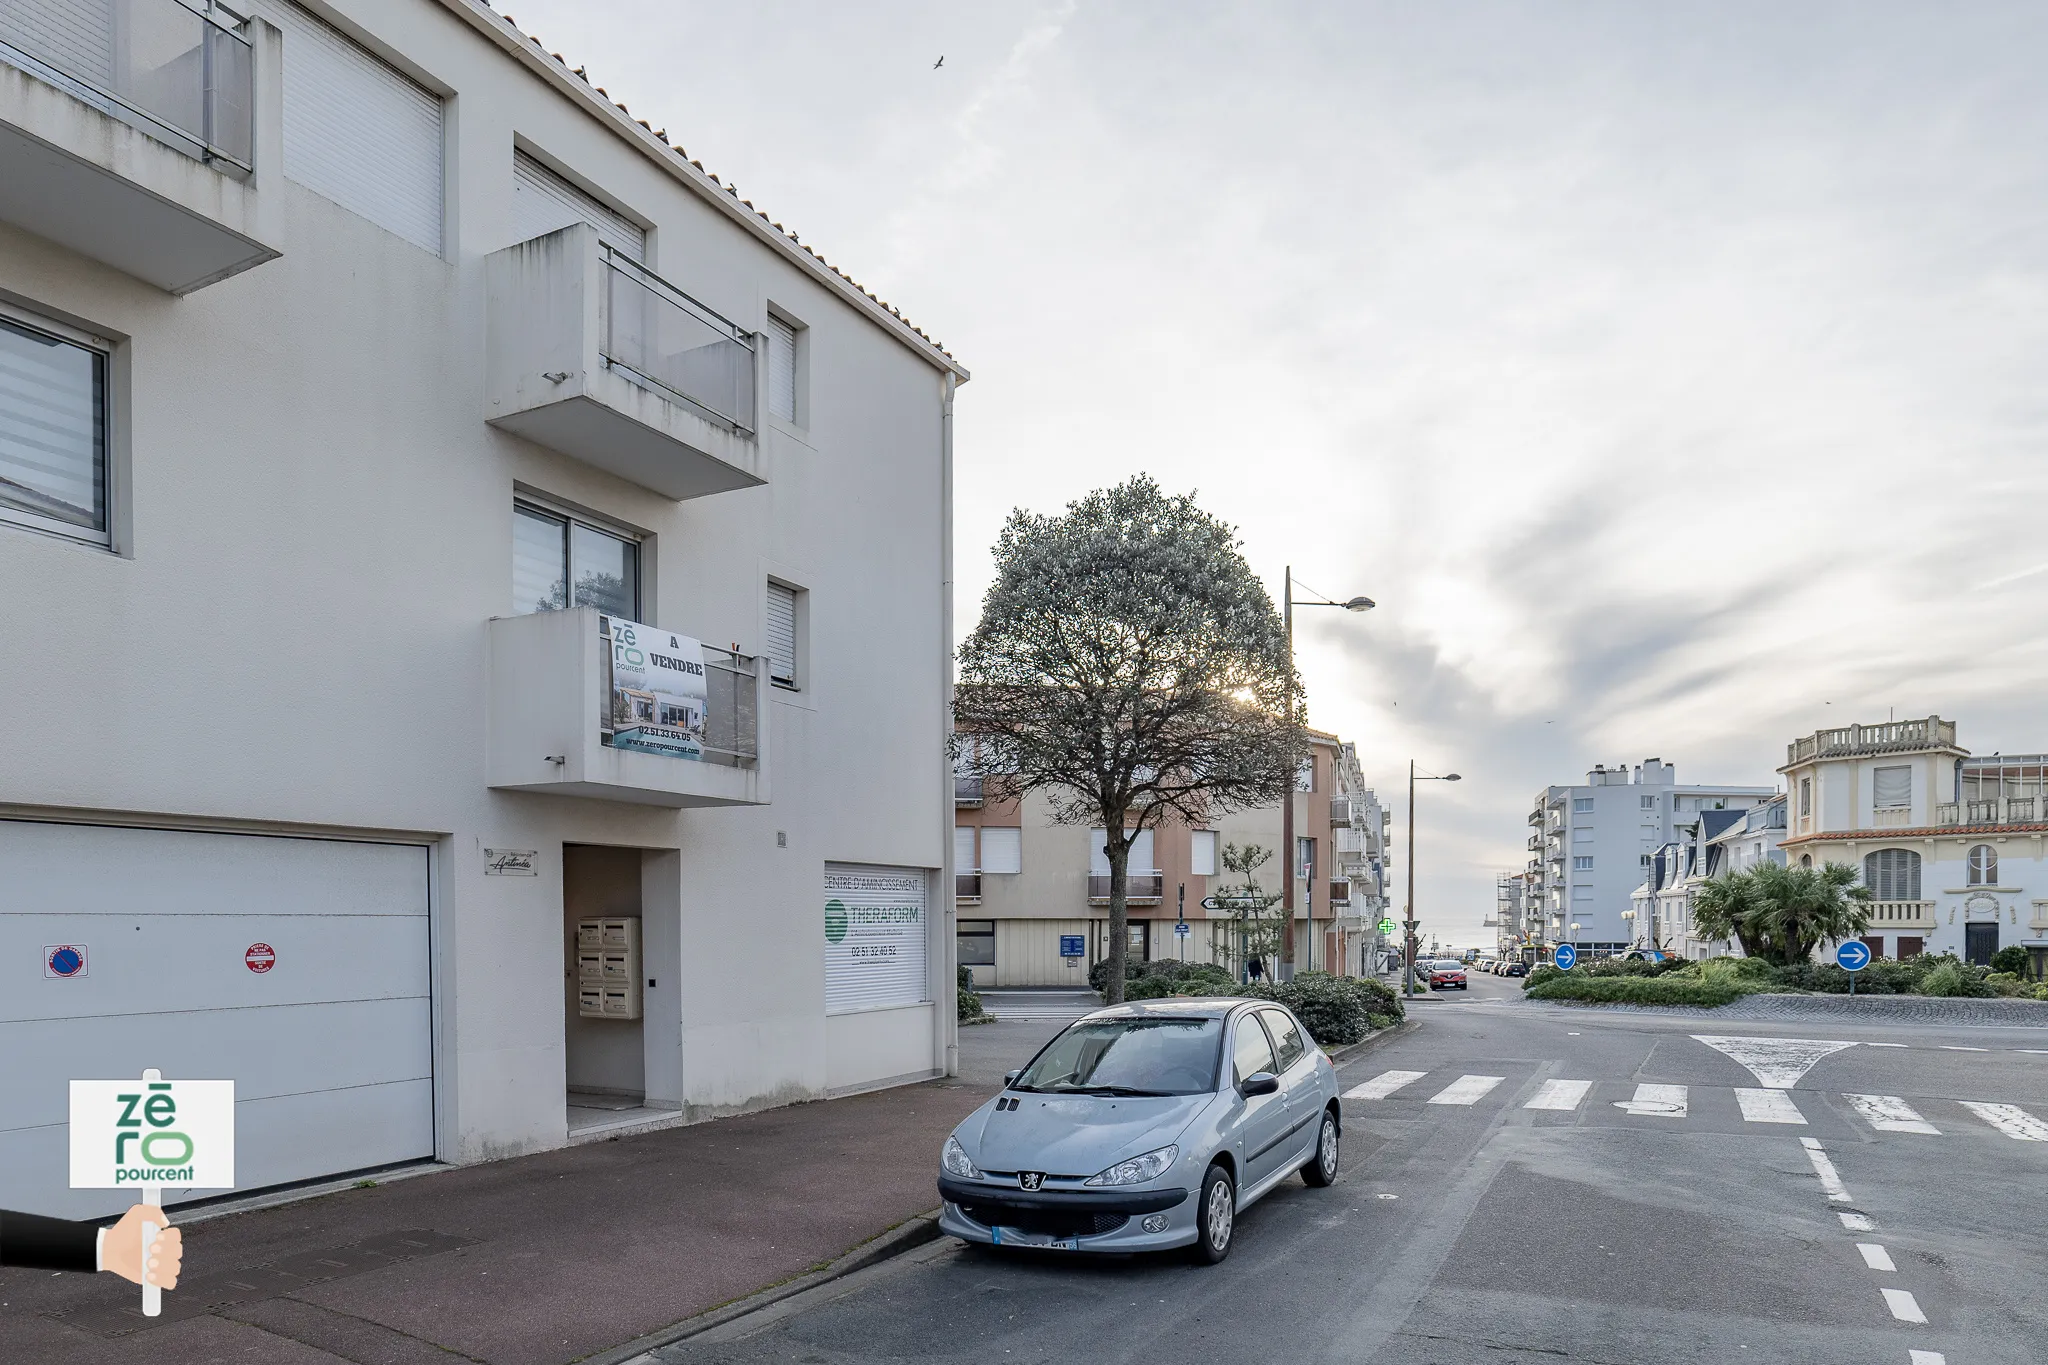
(991, 1226), (1077, 1250)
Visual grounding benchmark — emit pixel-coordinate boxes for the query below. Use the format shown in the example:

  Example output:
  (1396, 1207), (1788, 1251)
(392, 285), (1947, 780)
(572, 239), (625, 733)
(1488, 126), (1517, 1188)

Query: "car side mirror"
(1241, 1072), (1280, 1097)
(1004, 1069), (1021, 1087)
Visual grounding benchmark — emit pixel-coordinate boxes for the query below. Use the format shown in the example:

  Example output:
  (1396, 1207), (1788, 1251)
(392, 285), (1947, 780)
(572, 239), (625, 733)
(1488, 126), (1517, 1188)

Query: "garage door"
(0, 821), (433, 1218)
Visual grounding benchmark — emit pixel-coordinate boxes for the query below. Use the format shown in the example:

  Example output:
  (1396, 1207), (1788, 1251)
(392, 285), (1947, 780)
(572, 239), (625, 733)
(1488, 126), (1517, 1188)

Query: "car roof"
(1079, 997), (1265, 1023)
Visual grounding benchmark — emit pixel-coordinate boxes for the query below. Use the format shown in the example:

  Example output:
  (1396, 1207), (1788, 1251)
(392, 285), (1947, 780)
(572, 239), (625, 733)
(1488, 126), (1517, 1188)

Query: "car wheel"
(1192, 1162), (1235, 1264)
(1302, 1108), (1340, 1187)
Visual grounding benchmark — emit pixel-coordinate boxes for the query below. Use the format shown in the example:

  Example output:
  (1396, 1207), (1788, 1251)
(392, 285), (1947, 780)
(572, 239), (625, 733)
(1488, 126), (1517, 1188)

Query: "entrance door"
(1964, 922), (1999, 967)
(1, 820), (433, 1218)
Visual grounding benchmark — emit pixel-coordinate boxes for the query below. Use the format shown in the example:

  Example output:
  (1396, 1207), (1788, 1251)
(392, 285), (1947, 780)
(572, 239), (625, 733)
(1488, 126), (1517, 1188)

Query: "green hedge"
(1524, 973), (1753, 1007)
(957, 964), (986, 1021)
(1524, 950), (2040, 1005)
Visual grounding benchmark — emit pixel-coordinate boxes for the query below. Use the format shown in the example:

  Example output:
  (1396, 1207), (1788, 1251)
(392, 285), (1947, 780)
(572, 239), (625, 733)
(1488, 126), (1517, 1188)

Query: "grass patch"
(1524, 974), (1758, 1008)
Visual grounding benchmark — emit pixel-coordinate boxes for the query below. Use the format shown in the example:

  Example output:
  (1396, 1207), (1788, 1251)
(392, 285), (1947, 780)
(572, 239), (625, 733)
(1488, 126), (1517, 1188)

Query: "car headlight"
(942, 1134), (982, 1180)
(1083, 1144), (1178, 1187)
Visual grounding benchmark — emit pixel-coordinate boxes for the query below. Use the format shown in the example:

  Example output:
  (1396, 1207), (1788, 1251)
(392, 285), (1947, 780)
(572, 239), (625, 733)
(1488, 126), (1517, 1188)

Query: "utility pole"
(1283, 566), (1295, 977)
(1404, 759), (1462, 997)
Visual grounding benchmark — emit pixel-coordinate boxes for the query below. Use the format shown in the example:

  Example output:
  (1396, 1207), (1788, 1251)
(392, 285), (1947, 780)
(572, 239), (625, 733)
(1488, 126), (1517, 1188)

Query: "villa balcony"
(486, 223), (764, 500)
(486, 606), (765, 808)
(1786, 716), (1957, 766)
(1933, 798), (2040, 828)
(0, 0), (279, 291)
(1867, 901), (1936, 931)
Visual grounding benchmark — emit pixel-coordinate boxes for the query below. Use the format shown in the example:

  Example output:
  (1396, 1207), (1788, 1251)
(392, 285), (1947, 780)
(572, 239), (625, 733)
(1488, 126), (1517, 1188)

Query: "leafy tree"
(1691, 861), (1872, 967)
(954, 477), (1304, 1004)
(1218, 842), (1287, 975)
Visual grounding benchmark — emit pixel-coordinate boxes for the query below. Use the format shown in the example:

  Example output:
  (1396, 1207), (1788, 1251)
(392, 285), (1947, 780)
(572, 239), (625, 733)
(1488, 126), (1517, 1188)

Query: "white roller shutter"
(1873, 765), (1912, 809)
(270, 2), (443, 252)
(512, 149), (645, 261)
(765, 582), (798, 688)
(953, 826), (977, 873)
(981, 828), (1022, 875)
(767, 316), (797, 421)
(823, 863), (928, 1014)
(1089, 829), (1154, 874)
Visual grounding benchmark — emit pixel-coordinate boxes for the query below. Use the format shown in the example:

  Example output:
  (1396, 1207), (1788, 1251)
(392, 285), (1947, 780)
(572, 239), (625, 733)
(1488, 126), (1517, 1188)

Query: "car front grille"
(959, 1205), (1130, 1239)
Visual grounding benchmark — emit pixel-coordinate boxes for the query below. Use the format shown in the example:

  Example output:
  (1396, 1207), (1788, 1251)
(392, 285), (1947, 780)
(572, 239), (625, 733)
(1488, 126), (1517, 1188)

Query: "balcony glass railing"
(953, 774), (984, 806)
(596, 617), (758, 767)
(0, 0), (253, 168)
(1089, 873), (1164, 902)
(602, 246), (756, 434)
(955, 872), (982, 900)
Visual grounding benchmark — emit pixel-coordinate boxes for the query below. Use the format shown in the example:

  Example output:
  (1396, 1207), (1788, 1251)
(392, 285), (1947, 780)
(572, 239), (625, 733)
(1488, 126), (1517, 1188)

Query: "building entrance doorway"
(1964, 921), (1999, 968)
(562, 845), (681, 1137)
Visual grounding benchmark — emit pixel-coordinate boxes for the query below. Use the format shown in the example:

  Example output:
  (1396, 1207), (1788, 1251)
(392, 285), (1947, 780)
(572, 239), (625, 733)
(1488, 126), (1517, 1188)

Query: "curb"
(582, 1210), (944, 1365)
(1322, 1016), (1421, 1066)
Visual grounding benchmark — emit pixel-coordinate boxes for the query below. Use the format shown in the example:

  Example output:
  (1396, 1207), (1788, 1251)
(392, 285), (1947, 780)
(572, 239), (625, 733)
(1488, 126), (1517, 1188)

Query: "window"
(1232, 1016), (1277, 1085)
(1295, 759), (1315, 792)
(274, 2), (443, 253)
(1126, 921), (1148, 955)
(0, 310), (108, 544)
(512, 502), (638, 618)
(981, 827), (1022, 875)
(1574, 856), (1594, 871)
(1873, 765), (1911, 810)
(767, 313), (800, 422)
(1863, 849), (1922, 901)
(512, 149), (646, 260)
(1640, 795), (1657, 809)
(1968, 844), (1997, 886)
(1640, 853), (1652, 867)
(1572, 887), (1594, 902)
(1573, 797), (1594, 812)
(956, 919), (994, 966)
(1573, 828), (1594, 843)
(766, 581), (799, 689)
(1090, 829), (1155, 873)
(1191, 830), (1218, 877)
(1296, 837), (1316, 881)
(1800, 777), (1813, 817)
(953, 825), (976, 872)
(1259, 1010), (1307, 1072)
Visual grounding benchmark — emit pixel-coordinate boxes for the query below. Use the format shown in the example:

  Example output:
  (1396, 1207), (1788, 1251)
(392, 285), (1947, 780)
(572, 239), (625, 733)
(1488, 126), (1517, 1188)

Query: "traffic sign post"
(1835, 939), (1871, 996)
(1553, 942), (1578, 971)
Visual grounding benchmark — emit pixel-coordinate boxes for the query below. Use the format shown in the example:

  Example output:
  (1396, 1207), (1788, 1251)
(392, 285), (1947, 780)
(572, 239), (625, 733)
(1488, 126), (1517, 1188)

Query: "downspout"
(940, 371), (958, 1078)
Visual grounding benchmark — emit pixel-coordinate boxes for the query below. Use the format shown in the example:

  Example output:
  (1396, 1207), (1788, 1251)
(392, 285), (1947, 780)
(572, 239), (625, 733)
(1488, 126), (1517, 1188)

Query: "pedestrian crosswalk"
(1342, 1068), (2048, 1142)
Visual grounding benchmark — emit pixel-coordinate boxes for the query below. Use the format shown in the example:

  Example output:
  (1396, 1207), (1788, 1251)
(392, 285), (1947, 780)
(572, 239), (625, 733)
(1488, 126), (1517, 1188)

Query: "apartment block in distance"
(0, 0), (967, 1219)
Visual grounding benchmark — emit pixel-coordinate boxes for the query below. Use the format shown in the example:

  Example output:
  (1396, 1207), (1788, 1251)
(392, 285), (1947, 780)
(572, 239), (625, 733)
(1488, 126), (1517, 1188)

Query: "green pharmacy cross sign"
(1378, 918), (1396, 935)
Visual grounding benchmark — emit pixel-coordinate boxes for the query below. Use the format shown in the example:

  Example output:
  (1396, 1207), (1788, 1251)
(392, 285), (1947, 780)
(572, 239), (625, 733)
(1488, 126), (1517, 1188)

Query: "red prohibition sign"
(245, 942), (277, 974)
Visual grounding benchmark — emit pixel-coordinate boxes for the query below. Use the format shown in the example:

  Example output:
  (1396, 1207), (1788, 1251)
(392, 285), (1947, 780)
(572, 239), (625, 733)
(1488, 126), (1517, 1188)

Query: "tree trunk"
(1104, 831), (1130, 1005)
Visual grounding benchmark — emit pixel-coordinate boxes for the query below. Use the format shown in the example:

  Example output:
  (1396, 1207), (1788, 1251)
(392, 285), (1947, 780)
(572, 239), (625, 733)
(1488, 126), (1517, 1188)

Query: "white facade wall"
(0, 0), (964, 1199)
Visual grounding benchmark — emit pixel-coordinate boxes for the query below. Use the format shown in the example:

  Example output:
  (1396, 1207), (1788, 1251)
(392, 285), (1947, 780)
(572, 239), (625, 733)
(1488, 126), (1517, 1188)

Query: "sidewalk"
(1, 1075), (999, 1365)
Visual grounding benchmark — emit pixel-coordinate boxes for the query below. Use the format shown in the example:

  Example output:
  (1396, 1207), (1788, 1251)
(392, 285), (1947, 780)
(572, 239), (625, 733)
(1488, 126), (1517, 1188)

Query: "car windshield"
(1012, 1017), (1223, 1096)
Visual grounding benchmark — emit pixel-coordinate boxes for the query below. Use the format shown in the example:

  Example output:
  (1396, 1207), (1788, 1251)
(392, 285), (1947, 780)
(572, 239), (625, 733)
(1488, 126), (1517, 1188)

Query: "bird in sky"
(933, 55), (944, 69)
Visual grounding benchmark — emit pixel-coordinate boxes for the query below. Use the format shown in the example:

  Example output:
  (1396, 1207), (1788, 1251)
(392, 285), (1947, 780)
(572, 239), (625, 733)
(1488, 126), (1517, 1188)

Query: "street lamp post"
(1281, 566), (1374, 979)
(1403, 760), (1462, 997)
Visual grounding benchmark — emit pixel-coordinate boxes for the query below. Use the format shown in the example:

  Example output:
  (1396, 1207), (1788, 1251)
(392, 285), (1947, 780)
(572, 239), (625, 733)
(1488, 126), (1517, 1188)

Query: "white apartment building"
(1330, 741), (1393, 977)
(1781, 718), (2048, 967)
(1526, 759), (1773, 954)
(1, 0), (966, 1219)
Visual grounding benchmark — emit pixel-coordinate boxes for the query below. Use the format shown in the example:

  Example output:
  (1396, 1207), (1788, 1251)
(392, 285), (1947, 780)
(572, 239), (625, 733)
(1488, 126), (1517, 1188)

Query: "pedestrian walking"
(1247, 955), (1264, 983)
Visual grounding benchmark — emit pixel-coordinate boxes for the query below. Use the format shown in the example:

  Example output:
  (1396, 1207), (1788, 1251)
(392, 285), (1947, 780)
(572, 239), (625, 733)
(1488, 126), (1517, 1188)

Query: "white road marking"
(1839, 1211), (1875, 1231)
(2018, 1049), (2048, 1055)
(1845, 1094), (1941, 1135)
(1868, 1042), (1910, 1048)
(1614, 1083), (1688, 1117)
(1940, 1045), (1988, 1052)
(1428, 1075), (1505, 1105)
(1960, 1101), (2048, 1141)
(1525, 1080), (1592, 1111)
(1910, 1351), (1947, 1364)
(1346, 1070), (1427, 1100)
(1799, 1137), (1852, 1201)
(1881, 1287), (1927, 1323)
(1693, 1035), (1858, 1088)
(1857, 1243), (1897, 1272)
(1735, 1088), (1807, 1124)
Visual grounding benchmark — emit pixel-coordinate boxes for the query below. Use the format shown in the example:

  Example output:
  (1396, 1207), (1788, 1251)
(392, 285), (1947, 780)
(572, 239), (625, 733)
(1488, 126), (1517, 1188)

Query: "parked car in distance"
(1426, 962), (1469, 990)
(937, 999), (1343, 1263)
(1501, 960), (1528, 977)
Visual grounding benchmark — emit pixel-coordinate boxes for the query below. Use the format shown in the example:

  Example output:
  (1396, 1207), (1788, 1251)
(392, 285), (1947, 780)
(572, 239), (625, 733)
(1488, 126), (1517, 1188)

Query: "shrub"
(1524, 974), (1756, 1008)
(1218, 972), (1402, 1045)
(1914, 954), (1998, 998)
(956, 964), (986, 1021)
(1091, 956), (1238, 999)
(1991, 946), (2029, 976)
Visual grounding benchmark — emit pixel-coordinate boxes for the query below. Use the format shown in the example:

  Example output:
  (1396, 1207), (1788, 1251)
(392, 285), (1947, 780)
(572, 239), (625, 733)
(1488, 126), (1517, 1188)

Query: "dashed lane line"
(1845, 1094), (1941, 1135)
(1524, 1079), (1592, 1111)
(1959, 1101), (2048, 1141)
(1345, 1070), (1427, 1100)
(1735, 1087), (1806, 1124)
(1800, 1136), (1852, 1202)
(1881, 1288), (1928, 1324)
(1910, 1352), (1947, 1364)
(1427, 1075), (1505, 1106)
(1858, 1243), (1898, 1272)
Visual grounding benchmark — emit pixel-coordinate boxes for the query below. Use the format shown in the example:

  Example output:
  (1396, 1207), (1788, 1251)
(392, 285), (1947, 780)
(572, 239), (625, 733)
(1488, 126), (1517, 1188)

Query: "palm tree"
(1691, 861), (1872, 966)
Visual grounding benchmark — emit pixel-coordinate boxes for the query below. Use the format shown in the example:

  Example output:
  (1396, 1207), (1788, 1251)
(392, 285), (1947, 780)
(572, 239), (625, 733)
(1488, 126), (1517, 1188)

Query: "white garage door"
(0, 821), (433, 1218)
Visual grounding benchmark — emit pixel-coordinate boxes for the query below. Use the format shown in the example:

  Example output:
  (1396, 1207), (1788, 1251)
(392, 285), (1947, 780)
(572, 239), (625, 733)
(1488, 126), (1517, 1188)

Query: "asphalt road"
(654, 983), (2048, 1365)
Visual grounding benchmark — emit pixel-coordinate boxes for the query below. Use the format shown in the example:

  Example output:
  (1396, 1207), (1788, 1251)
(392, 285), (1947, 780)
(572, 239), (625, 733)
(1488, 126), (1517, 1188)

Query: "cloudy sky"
(510, 0), (2048, 947)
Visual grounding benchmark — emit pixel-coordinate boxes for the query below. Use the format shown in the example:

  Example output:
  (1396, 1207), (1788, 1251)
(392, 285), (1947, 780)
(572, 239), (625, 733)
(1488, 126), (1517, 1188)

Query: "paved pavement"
(646, 987), (2048, 1365)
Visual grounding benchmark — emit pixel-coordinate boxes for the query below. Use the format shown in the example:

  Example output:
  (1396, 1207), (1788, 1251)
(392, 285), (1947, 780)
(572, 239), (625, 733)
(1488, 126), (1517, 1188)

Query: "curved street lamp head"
(1443, 773), (1462, 782)
(1342, 596), (1376, 612)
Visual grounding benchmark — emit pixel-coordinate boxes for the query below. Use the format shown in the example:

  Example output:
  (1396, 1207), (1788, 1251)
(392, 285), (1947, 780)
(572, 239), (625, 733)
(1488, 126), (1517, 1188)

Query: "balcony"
(1933, 798), (2041, 828)
(1873, 807), (1915, 828)
(953, 774), (984, 807)
(1527, 834), (1543, 852)
(1329, 878), (1350, 908)
(0, 0), (278, 292)
(1786, 716), (1956, 766)
(955, 871), (981, 903)
(1867, 901), (1936, 930)
(486, 606), (766, 808)
(486, 224), (764, 500)
(1088, 873), (1163, 905)
(1330, 796), (1354, 825)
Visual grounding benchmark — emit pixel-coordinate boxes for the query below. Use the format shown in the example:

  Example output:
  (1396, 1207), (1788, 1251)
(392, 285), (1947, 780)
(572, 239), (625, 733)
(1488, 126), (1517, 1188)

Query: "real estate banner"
(605, 616), (708, 759)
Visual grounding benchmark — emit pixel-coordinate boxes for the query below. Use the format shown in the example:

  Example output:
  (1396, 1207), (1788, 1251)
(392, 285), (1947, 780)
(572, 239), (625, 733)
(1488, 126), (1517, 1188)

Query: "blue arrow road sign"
(1835, 940), (1871, 971)
(1553, 943), (1578, 970)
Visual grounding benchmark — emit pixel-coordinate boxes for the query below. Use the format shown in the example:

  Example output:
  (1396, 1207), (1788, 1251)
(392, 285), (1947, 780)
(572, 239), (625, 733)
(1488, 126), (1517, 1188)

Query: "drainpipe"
(940, 371), (958, 1078)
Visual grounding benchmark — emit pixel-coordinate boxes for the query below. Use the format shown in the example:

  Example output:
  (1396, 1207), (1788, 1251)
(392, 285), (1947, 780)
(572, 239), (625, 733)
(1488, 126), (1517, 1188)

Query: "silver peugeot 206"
(937, 997), (1342, 1262)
